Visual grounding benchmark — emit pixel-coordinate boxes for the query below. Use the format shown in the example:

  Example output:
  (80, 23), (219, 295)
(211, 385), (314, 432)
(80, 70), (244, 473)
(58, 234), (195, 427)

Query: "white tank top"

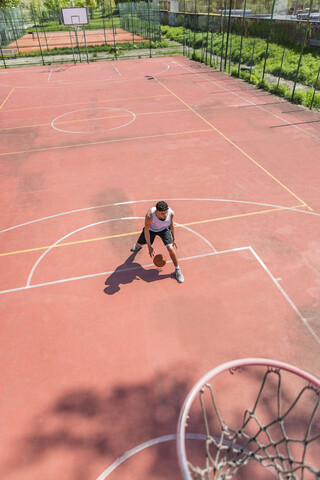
(149, 207), (172, 232)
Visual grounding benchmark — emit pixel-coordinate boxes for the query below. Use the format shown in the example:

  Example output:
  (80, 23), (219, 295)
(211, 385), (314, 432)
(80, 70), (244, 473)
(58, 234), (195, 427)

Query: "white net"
(178, 360), (320, 480)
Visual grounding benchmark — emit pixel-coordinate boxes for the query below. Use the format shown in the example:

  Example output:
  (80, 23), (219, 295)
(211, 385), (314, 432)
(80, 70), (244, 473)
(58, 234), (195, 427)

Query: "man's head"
(155, 201), (169, 219)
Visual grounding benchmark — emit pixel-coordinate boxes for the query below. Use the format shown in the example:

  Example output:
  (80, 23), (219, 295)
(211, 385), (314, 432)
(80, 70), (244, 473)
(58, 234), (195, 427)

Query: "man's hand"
(148, 245), (155, 258)
(173, 241), (178, 249)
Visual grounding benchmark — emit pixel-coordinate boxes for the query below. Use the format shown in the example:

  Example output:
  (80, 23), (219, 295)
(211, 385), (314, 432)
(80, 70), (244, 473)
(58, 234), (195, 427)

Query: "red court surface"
(0, 57), (320, 480)
(5, 28), (145, 53)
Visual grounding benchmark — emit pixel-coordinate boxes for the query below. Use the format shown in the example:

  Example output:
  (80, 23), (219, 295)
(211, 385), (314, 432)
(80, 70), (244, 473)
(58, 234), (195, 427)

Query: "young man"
(131, 201), (184, 283)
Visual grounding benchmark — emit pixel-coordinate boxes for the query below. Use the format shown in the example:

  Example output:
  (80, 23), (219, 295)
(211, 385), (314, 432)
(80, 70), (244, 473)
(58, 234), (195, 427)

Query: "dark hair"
(156, 201), (169, 212)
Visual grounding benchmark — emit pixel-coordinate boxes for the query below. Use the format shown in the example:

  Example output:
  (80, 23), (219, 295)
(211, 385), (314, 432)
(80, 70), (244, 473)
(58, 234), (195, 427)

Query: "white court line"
(95, 433), (206, 480)
(33, 32), (54, 51)
(0, 59), (171, 89)
(0, 198), (319, 345)
(26, 218), (217, 287)
(32, 31), (44, 49)
(0, 250), (217, 295)
(47, 66), (65, 84)
(46, 33), (54, 47)
(1, 197), (319, 234)
(112, 64), (121, 76)
(175, 222), (217, 254)
(1, 243), (319, 345)
(247, 246), (320, 346)
(47, 68), (53, 83)
(171, 60), (320, 143)
(50, 107), (136, 134)
(153, 61), (170, 77)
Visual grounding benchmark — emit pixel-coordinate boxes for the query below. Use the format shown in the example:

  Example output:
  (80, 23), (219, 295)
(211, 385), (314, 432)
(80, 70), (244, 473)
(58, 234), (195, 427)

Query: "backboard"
(61, 7), (88, 26)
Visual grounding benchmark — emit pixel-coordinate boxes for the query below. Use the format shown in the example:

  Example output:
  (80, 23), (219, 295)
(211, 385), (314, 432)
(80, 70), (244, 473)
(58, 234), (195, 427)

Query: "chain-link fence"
(161, 0), (320, 109)
(0, 7), (25, 48)
(0, 1), (169, 68)
(119, 0), (161, 41)
(0, 1), (319, 109)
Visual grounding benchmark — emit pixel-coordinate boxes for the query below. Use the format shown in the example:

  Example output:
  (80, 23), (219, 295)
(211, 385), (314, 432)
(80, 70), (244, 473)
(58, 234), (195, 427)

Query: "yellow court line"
(0, 128), (212, 157)
(1, 94), (171, 113)
(0, 230), (141, 257)
(0, 108), (189, 132)
(0, 88), (14, 110)
(154, 77), (312, 211)
(183, 205), (304, 227)
(0, 205), (305, 258)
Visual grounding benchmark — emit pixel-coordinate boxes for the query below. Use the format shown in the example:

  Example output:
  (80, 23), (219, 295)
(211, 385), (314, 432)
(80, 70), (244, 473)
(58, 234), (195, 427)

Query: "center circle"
(51, 107), (136, 134)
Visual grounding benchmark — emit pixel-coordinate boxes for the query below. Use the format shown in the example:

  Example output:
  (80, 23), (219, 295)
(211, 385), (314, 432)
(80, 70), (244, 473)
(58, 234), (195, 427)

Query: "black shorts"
(137, 227), (173, 247)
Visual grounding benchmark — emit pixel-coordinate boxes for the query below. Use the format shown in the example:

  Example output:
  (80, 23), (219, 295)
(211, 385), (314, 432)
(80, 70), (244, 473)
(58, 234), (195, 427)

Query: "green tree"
(74, 0), (97, 7)
(0, 0), (20, 7)
(43, 0), (69, 10)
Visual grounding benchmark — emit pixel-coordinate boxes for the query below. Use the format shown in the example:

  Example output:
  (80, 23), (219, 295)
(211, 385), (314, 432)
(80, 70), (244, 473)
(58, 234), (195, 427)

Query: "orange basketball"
(153, 254), (166, 268)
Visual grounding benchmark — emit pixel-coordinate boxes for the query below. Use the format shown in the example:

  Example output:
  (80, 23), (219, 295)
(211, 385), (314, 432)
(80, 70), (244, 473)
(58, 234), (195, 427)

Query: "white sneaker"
(130, 243), (142, 252)
(175, 268), (184, 283)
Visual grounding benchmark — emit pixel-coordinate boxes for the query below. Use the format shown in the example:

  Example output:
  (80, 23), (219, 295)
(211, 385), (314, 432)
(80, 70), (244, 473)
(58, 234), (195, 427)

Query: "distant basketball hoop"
(61, 8), (89, 64)
(61, 7), (88, 26)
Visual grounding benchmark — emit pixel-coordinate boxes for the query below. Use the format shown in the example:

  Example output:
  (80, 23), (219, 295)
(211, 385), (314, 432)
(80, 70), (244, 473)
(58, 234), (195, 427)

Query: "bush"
(191, 51), (202, 62)
(258, 79), (270, 91)
(270, 83), (290, 98)
(311, 92), (320, 109)
(161, 26), (320, 90)
(250, 74), (260, 85)
(292, 90), (307, 104)
(159, 25), (320, 110)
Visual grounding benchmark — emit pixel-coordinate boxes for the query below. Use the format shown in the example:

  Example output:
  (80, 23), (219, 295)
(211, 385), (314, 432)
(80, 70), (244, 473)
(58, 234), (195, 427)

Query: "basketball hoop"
(72, 21), (80, 32)
(61, 8), (88, 26)
(177, 358), (320, 480)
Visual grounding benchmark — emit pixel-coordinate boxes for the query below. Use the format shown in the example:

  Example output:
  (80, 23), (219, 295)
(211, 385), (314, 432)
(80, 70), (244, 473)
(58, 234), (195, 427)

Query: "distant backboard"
(62, 7), (88, 25)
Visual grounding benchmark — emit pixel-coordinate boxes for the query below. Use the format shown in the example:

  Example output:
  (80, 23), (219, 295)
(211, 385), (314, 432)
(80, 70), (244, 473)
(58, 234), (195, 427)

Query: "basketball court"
(5, 28), (145, 53)
(0, 56), (319, 480)
(4, 8), (146, 55)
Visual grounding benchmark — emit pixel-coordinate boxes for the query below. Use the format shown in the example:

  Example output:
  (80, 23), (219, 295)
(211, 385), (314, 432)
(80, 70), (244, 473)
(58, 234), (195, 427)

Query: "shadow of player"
(104, 251), (173, 295)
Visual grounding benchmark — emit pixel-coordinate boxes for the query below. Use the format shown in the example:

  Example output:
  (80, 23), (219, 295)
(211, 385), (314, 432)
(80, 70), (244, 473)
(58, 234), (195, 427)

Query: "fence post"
(0, 45), (7, 69)
(82, 25), (89, 63)
(262, 0), (276, 80)
(220, 0), (227, 71)
(147, 0), (152, 58)
(102, 9), (107, 44)
(205, 0), (211, 65)
(237, 0), (247, 76)
(7, 9), (20, 53)
(193, 0), (197, 57)
(183, 0), (187, 56)
(309, 65), (320, 110)
(210, 21), (214, 66)
(38, 5), (49, 50)
(130, 0), (135, 45)
(249, 38), (255, 82)
(31, 6), (45, 66)
(224, 0), (233, 70)
(109, 0), (117, 60)
(291, 1), (314, 101)
(277, 47), (286, 88)
(228, 32), (233, 73)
